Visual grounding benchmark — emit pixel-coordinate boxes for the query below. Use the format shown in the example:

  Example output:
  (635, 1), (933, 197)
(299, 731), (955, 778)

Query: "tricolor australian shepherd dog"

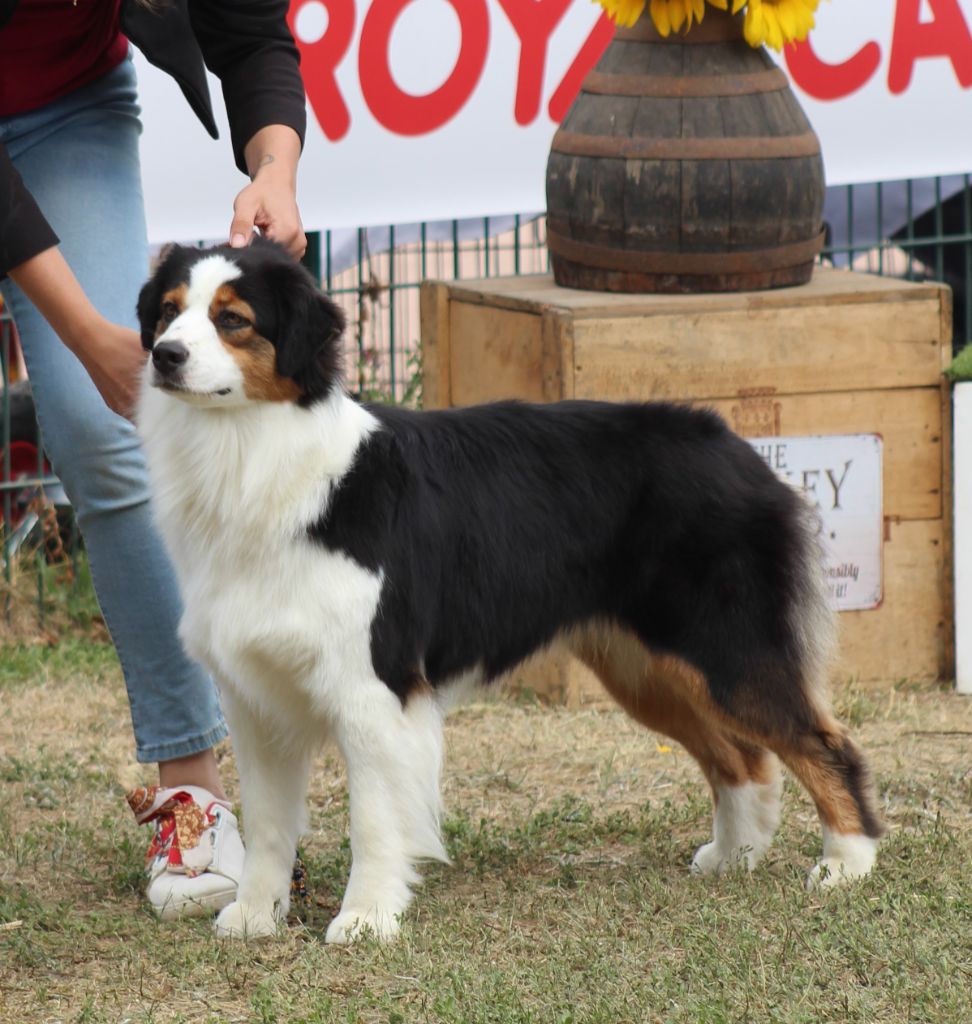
(136, 239), (883, 943)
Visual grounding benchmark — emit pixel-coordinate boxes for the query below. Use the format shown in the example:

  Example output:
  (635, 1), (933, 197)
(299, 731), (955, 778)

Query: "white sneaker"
(127, 785), (245, 920)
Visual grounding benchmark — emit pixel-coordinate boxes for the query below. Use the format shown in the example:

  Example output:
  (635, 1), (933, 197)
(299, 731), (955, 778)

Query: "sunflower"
(742, 0), (819, 51)
(594, 0), (820, 48)
(595, 0), (706, 35)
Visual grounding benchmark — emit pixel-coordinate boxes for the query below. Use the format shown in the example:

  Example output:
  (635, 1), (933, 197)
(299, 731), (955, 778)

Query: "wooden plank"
(419, 281), (451, 410)
(449, 302), (545, 406)
(540, 311), (571, 402)
(700, 387), (944, 521)
(441, 268), (948, 320)
(571, 299), (944, 399)
(938, 287), (955, 680)
(838, 518), (948, 684)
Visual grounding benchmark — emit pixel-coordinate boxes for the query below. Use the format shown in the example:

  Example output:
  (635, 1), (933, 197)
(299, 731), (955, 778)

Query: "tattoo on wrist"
(251, 154), (275, 180)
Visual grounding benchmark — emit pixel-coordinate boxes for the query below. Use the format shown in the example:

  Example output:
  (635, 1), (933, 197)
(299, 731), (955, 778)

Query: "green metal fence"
(821, 176), (972, 354)
(2, 175), (970, 629)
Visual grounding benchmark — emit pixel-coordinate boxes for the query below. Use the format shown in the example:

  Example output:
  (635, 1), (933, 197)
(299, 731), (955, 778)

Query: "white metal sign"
(748, 434), (884, 612)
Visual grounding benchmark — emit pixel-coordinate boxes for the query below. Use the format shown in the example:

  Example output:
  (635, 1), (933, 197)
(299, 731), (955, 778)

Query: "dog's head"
(136, 238), (344, 409)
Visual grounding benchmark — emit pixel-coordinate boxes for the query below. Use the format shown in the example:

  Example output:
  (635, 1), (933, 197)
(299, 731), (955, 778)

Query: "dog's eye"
(160, 301), (179, 323)
(216, 310), (249, 330)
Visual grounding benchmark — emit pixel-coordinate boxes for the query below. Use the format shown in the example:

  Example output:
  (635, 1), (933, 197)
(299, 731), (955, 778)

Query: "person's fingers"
(229, 188), (260, 248)
(230, 183), (306, 258)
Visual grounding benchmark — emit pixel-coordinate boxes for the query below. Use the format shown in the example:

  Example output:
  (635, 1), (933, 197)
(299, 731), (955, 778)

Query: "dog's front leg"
(326, 680), (447, 944)
(214, 689), (312, 940)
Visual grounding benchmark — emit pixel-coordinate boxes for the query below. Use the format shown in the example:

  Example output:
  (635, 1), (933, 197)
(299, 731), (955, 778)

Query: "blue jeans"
(0, 57), (227, 763)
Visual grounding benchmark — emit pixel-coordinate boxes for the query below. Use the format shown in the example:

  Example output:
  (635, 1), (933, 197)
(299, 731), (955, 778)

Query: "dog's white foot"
(214, 900), (280, 940)
(692, 776), (782, 876)
(325, 906), (401, 945)
(691, 840), (757, 875)
(806, 831), (878, 890)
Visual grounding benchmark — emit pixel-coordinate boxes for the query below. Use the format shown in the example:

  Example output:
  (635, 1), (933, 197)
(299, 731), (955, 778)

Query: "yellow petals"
(743, 0), (819, 51)
(595, 0), (647, 28)
(594, 0), (820, 50)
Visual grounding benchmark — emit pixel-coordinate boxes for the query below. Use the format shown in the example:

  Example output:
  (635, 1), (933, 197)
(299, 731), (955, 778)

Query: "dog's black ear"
(271, 264), (346, 405)
(136, 244), (190, 351)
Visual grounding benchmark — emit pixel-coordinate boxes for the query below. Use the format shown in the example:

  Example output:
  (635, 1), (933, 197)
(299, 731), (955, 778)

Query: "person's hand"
(229, 168), (306, 259)
(71, 318), (148, 421)
(9, 247), (148, 420)
(230, 125), (306, 260)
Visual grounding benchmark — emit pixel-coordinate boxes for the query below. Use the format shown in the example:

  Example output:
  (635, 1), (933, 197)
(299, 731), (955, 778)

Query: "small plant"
(354, 345), (423, 408)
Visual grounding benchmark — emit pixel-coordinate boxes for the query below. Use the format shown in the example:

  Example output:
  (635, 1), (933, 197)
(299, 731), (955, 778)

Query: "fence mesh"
(2, 175), (970, 628)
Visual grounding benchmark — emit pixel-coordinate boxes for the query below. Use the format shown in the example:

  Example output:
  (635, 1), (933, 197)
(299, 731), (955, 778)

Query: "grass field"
(1, 634), (971, 1024)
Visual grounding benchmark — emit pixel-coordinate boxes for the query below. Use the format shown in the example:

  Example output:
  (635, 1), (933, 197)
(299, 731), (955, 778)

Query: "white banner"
(134, 0), (972, 243)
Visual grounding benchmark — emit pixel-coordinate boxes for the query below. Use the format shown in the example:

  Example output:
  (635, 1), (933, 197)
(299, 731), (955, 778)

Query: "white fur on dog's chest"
(181, 540), (383, 720)
(138, 387), (384, 720)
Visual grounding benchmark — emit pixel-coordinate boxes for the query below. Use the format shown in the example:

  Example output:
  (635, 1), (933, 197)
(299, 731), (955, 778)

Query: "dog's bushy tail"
(788, 494), (838, 709)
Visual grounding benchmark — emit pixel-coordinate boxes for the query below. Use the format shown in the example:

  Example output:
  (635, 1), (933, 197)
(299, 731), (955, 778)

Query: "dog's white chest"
(178, 538), (383, 716)
(137, 389), (384, 717)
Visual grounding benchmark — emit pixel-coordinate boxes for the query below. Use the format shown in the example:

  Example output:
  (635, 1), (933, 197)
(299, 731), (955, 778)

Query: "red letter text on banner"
(288, 0), (356, 142)
(784, 36), (881, 100)
(495, 0), (573, 126)
(359, 0), (490, 136)
(888, 0), (972, 93)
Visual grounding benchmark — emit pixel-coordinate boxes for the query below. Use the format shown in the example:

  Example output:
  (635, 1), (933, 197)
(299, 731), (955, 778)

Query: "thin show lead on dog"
(135, 239), (884, 943)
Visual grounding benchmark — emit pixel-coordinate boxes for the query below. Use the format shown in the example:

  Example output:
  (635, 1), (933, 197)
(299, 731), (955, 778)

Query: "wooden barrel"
(545, 9), (825, 293)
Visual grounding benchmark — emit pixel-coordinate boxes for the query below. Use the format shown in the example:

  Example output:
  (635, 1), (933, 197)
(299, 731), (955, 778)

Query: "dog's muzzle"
(152, 341), (190, 379)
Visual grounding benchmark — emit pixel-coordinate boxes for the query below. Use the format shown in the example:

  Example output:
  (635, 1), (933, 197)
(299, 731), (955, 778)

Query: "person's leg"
(0, 58), (239, 914)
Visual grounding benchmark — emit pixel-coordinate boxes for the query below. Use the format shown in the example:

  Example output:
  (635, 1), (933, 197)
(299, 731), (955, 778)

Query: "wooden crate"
(420, 268), (953, 699)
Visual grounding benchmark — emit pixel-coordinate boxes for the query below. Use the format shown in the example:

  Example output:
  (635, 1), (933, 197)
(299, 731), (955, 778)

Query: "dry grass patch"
(1, 641), (971, 1023)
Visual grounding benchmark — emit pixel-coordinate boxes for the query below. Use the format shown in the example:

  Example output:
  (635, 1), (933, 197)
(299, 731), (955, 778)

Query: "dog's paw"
(805, 856), (873, 890)
(806, 833), (878, 890)
(325, 906), (401, 945)
(690, 841), (756, 875)
(214, 900), (280, 940)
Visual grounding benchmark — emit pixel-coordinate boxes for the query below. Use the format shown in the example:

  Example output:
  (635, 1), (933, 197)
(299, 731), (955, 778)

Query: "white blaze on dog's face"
(148, 255), (250, 407)
(138, 241), (344, 409)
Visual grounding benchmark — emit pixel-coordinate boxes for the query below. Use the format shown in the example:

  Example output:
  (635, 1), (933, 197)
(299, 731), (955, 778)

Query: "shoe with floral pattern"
(127, 785), (245, 920)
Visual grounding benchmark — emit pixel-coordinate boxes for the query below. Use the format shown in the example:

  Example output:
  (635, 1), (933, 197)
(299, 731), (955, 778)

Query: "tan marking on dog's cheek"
(221, 334), (302, 402)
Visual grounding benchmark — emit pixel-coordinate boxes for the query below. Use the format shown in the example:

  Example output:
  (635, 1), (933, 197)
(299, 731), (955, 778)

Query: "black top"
(0, 0), (306, 279)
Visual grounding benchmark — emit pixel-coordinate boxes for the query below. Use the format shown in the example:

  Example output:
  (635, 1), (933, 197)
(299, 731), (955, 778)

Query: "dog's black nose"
(152, 341), (189, 374)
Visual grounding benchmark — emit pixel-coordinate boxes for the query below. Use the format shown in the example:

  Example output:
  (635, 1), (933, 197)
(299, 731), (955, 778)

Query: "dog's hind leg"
(765, 714), (884, 888)
(214, 688), (314, 940)
(569, 627), (782, 874)
(674, 660), (884, 888)
(326, 679), (448, 944)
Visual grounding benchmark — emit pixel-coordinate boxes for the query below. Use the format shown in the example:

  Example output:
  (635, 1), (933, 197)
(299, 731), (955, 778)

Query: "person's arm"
(8, 248), (146, 419)
(2, 143), (145, 418)
(188, 0), (308, 258)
